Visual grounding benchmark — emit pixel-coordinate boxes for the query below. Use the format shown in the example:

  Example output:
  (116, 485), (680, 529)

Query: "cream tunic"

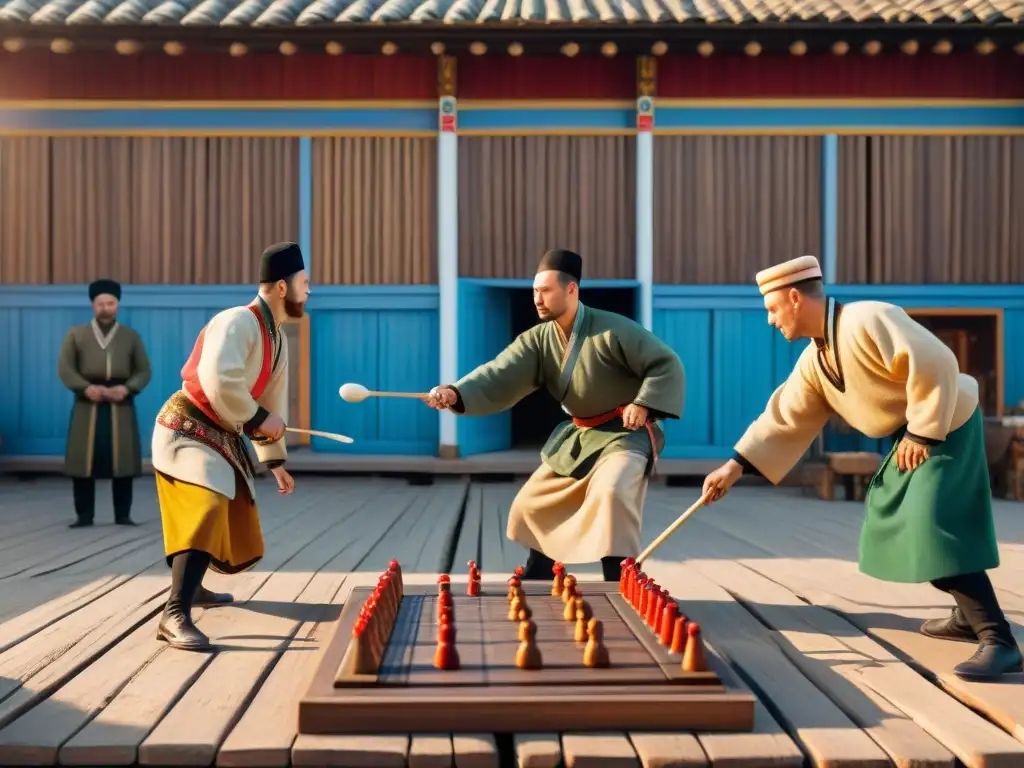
(151, 305), (289, 499)
(735, 299), (978, 484)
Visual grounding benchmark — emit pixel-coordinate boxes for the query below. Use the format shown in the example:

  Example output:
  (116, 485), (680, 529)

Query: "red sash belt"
(572, 406), (658, 471)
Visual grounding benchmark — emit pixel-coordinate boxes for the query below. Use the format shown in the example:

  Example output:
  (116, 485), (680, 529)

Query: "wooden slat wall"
(0, 138), (53, 284)
(838, 135), (1024, 284)
(653, 136), (822, 284)
(312, 137), (436, 285)
(0, 137), (300, 284)
(458, 136), (636, 279)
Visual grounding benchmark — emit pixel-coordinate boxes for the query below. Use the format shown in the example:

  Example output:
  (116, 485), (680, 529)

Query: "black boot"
(70, 478), (95, 528)
(920, 607), (978, 644)
(158, 551), (212, 651)
(194, 580), (234, 606)
(953, 640), (1023, 681)
(932, 572), (1023, 681)
(601, 556), (627, 582)
(112, 477), (137, 525)
(522, 549), (556, 580)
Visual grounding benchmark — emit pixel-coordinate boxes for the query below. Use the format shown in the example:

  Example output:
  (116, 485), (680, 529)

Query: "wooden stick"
(366, 391), (429, 400)
(635, 492), (710, 565)
(285, 427), (354, 444)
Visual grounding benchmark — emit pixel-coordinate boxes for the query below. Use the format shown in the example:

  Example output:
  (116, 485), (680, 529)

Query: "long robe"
(57, 319), (151, 479)
(151, 299), (289, 574)
(451, 303), (685, 561)
(734, 298), (999, 583)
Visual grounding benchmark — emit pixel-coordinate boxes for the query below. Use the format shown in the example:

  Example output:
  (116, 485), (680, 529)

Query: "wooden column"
(437, 55), (459, 458)
(636, 56), (656, 330)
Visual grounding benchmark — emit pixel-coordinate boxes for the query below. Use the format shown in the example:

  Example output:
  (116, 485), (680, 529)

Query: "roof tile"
(0, 0), (1021, 25)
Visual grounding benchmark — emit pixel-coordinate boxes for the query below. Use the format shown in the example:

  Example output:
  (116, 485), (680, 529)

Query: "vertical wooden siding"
(0, 137), (300, 284)
(653, 136), (822, 284)
(458, 136), (636, 279)
(0, 138), (52, 284)
(312, 137), (437, 285)
(837, 136), (1024, 284)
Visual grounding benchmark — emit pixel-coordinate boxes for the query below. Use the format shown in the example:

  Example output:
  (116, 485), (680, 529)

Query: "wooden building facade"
(0, 7), (1022, 464)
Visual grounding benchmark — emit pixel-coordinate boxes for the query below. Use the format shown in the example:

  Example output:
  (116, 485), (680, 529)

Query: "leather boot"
(952, 639), (1024, 682)
(157, 550), (212, 651)
(194, 584), (234, 606)
(601, 556), (627, 582)
(157, 607), (211, 651)
(522, 549), (556, 580)
(920, 608), (978, 644)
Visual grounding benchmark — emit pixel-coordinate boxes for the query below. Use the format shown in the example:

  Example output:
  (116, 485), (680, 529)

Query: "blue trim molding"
(459, 108), (635, 132)
(0, 284), (439, 311)
(653, 105), (1024, 132)
(1, 102), (1021, 134)
(460, 278), (640, 289)
(0, 108), (437, 134)
(653, 284), (1024, 310)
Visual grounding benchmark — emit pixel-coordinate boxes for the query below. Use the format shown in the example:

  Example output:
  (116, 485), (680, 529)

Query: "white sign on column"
(635, 92), (655, 331)
(437, 91), (459, 457)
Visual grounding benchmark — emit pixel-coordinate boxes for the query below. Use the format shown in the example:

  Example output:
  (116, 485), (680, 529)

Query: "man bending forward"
(427, 249), (684, 581)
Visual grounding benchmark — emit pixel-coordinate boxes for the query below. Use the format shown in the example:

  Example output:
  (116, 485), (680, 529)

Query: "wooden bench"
(818, 451), (883, 501)
(1009, 437), (1024, 501)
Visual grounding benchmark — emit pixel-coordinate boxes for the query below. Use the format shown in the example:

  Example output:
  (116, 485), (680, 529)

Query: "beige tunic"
(735, 299), (978, 484)
(451, 304), (684, 563)
(151, 305), (289, 499)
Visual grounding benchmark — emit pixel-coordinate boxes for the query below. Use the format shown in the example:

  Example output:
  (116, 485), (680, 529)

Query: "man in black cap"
(58, 279), (152, 527)
(426, 248), (685, 581)
(150, 242), (310, 651)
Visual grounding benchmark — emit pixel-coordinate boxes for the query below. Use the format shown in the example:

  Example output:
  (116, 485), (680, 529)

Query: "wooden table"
(0, 476), (1021, 767)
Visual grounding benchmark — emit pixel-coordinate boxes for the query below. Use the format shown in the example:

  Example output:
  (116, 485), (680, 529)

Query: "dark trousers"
(932, 571), (1015, 645)
(523, 548), (624, 582)
(72, 476), (134, 523)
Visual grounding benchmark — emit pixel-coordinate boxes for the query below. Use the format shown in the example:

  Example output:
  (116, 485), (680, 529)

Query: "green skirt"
(859, 406), (1000, 584)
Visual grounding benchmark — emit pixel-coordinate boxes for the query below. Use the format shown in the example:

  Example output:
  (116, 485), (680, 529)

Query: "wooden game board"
(298, 581), (756, 734)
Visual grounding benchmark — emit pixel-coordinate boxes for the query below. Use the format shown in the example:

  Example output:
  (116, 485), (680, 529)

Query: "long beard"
(284, 298), (305, 319)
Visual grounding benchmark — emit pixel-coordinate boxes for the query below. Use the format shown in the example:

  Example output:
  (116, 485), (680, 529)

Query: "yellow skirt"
(155, 470), (264, 575)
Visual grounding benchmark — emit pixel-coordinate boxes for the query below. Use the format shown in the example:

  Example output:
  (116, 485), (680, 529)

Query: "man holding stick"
(150, 242), (309, 650)
(426, 249), (685, 582)
(702, 255), (1021, 681)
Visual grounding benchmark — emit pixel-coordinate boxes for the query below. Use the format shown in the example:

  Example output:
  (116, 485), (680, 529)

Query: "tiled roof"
(0, 0), (1021, 26)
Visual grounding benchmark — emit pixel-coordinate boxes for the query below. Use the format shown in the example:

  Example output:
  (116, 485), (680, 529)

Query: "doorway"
(508, 287), (638, 449)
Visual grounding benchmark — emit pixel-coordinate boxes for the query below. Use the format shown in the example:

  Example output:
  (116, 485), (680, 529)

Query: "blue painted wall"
(654, 285), (1024, 460)
(457, 281), (512, 457)
(310, 288), (439, 455)
(2, 283), (1021, 462)
(0, 285), (440, 459)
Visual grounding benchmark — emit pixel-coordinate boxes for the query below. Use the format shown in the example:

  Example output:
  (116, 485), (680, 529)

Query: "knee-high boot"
(601, 556), (626, 582)
(522, 549), (556, 580)
(158, 550), (212, 651)
(924, 572), (1022, 681)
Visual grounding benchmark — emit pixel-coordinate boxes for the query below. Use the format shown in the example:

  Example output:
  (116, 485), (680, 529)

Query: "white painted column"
(437, 79), (459, 457)
(635, 57), (655, 331)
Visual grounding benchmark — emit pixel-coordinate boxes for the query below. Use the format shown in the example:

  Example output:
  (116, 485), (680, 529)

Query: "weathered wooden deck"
(0, 473), (1021, 767)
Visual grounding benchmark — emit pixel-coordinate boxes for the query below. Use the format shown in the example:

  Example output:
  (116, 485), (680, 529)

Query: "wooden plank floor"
(0, 474), (1021, 767)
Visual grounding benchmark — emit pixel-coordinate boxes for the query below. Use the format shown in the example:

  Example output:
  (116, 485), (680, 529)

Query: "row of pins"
(337, 560), (405, 676)
(619, 558), (707, 673)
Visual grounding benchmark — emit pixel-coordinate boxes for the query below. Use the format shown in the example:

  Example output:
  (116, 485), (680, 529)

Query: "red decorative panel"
(658, 53), (1024, 99)
(456, 56), (635, 99)
(0, 51), (436, 100)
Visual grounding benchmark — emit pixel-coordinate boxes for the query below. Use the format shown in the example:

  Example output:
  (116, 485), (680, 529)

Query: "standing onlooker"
(58, 279), (151, 527)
